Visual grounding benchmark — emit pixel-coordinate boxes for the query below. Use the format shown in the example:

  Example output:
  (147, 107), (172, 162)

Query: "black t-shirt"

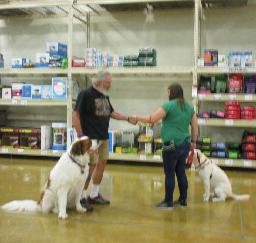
(74, 86), (114, 139)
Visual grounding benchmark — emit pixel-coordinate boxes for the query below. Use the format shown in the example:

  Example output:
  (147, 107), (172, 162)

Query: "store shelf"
(0, 68), (68, 75)
(197, 66), (256, 74)
(71, 67), (193, 76)
(198, 93), (256, 102)
(79, 0), (193, 5)
(0, 99), (67, 107)
(210, 158), (256, 169)
(109, 153), (162, 163)
(198, 118), (256, 128)
(0, 147), (63, 157)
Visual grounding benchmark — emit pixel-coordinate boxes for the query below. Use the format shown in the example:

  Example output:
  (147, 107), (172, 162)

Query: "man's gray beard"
(99, 88), (108, 96)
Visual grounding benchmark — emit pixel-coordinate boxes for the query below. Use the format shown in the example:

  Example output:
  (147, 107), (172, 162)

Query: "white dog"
(1, 136), (93, 219)
(193, 149), (250, 202)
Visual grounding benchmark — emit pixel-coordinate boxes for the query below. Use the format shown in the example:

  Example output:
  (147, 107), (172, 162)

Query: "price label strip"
(139, 154), (147, 161)
(225, 159), (234, 166)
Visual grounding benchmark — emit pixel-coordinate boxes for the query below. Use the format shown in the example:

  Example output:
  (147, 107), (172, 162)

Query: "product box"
(12, 57), (26, 68)
(0, 53), (4, 68)
(229, 51), (242, 68)
(67, 127), (78, 149)
(41, 125), (52, 150)
(0, 127), (20, 148)
(204, 49), (218, 66)
(52, 77), (67, 99)
(47, 42), (67, 57)
(12, 83), (23, 99)
(35, 53), (50, 68)
(218, 54), (227, 67)
(2, 88), (12, 99)
(52, 122), (67, 150)
(241, 51), (253, 68)
(108, 130), (115, 153)
(31, 85), (42, 99)
(72, 57), (86, 67)
(19, 128), (41, 149)
(41, 85), (52, 99)
(22, 84), (32, 99)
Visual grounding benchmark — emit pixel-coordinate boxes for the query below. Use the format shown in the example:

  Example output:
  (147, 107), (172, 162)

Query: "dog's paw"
(76, 206), (87, 213)
(203, 194), (210, 202)
(58, 213), (68, 219)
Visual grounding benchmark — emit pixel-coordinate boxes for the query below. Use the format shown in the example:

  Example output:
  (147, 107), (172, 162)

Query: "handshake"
(128, 115), (138, 125)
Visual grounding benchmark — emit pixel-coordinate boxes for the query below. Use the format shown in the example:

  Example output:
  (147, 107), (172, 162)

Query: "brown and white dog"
(193, 149), (250, 202)
(1, 136), (92, 219)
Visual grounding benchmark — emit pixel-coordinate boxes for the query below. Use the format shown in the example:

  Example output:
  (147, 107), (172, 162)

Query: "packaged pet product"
(214, 75), (227, 93)
(228, 74), (243, 93)
(46, 42), (67, 57)
(85, 48), (97, 67)
(227, 151), (239, 159)
(121, 131), (135, 153)
(198, 112), (210, 119)
(242, 152), (256, 160)
(0, 127), (19, 148)
(22, 84), (32, 99)
(241, 106), (255, 120)
(198, 76), (212, 94)
(52, 77), (67, 99)
(244, 76), (256, 94)
(72, 57), (86, 67)
(35, 53), (50, 68)
(11, 57), (26, 68)
(153, 138), (163, 156)
(228, 51), (242, 68)
(204, 49), (218, 66)
(12, 83), (23, 99)
(41, 125), (52, 150)
(241, 51), (253, 68)
(211, 143), (226, 151)
(123, 55), (138, 67)
(19, 128), (41, 149)
(41, 85), (52, 99)
(52, 122), (66, 151)
(0, 53), (4, 68)
(31, 85), (42, 99)
(2, 88), (12, 99)
(138, 135), (153, 155)
(242, 143), (256, 152)
(210, 110), (225, 119)
(218, 54), (227, 67)
(211, 151), (226, 158)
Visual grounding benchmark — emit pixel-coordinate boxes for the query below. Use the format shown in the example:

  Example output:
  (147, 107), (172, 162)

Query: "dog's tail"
(229, 193), (250, 201)
(1, 200), (41, 212)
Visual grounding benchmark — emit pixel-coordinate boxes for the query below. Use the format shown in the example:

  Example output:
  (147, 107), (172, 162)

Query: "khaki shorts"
(89, 139), (109, 165)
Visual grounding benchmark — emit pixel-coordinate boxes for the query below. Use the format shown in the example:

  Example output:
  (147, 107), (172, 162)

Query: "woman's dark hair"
(168, 83), (185, 111)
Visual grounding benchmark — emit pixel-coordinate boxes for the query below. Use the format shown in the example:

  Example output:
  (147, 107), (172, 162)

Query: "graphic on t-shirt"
(95, 98), (111, 116)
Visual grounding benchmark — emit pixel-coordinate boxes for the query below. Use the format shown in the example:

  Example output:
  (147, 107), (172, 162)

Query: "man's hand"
(128, 116), (137, 125)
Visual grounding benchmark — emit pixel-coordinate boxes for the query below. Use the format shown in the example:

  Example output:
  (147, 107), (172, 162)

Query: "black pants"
(162, 139), (190, 204)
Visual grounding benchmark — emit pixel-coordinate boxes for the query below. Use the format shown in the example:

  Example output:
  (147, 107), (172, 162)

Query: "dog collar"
(196, 158), (210, 170)
(68, 153), (86, 174)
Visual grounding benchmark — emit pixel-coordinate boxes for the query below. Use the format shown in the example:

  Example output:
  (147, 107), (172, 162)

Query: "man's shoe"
(173, 199), (187, 207)
(155, 200), (173, 209)
(80, 198), (94, 212)
(88, 194), (110, 205)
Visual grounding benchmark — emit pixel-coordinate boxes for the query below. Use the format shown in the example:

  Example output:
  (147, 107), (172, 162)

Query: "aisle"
(0, 158), (255, 243)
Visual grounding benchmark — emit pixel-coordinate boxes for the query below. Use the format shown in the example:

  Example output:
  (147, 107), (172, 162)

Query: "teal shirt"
(161, 99), (195, 145)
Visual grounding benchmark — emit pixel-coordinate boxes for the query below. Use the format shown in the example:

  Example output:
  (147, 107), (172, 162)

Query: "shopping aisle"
(0, 158), (255, 243)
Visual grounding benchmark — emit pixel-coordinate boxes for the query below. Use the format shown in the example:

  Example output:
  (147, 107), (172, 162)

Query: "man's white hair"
(92, 70), (111, 86)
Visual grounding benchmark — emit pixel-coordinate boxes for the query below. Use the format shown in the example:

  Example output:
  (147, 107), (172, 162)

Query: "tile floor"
(0, 157), (255, 243)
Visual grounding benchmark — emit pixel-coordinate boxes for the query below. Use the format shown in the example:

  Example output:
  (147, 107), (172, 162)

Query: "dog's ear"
(70, 140), (83, 156)
(80, 138), (92, 155)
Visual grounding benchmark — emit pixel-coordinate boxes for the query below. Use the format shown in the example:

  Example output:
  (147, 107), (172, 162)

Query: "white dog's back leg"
(57, 188), (69, 219)
(41, 191), (55, 214)
(212, 187), (227, 202)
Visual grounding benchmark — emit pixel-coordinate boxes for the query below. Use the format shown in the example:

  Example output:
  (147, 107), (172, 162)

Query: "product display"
(52, 77), (67, 99)
(52, 122), (67, 151)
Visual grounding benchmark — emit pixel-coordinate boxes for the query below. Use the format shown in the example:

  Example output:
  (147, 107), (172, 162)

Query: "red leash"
(186, 149), (194, 168)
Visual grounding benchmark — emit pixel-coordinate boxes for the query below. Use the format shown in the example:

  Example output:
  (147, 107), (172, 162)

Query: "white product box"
(67, 127), (78, 149)
(2, 88), (12, 99)
(31, 85), (42, 99)
(41, 125), (52, 150)
(52, 77), (67, 99)
(12, 57), (25, 68)
(12, 83), (23, 99)
(35, 53), (50, 67)
(41, 85), (52, 99)
(218, 54), (227, 67)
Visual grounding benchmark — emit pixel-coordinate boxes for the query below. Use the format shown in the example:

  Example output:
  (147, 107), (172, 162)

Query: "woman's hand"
(128, 116), (138, 125)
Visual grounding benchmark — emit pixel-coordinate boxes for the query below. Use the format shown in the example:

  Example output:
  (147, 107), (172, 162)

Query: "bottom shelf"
(0, 149), (255, 169)
(0, 147), (63, 157)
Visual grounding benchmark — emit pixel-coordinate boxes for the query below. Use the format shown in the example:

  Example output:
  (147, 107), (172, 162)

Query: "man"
(73, 70), (135, 211)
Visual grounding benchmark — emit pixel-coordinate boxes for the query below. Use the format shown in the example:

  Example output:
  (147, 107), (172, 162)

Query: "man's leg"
(88, 140), (110, 205)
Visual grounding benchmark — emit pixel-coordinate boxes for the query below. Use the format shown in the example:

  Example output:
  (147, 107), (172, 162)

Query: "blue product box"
(108, 130), (115, 153)
(22, 84), (32, 99)
(12, 57), (26, 68)
(41, 85), (52, 99)
(32, 85), (42, 99)
(47, 42), (67, 58)
(229, 51), (242, 68)
(241, 51), (253, 68)
(52, 77), (67, 99)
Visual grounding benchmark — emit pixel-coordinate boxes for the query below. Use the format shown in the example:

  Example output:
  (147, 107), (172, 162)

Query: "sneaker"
(88, 194), (110, 205)
(155, 200), (173, 209)
(173, 199), (187, 207)
(80, 198), (94, 212)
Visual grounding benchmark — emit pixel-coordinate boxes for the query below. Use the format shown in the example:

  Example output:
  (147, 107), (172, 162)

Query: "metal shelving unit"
(0, 68), (68, 75)
(0, 100), (67, 106)
(198, 94), (256, 102)
(198, 118), (256, 128)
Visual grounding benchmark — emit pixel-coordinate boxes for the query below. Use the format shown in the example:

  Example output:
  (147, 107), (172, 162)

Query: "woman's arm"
(111, 111), (137, 125)
(134, 107), (166, 124)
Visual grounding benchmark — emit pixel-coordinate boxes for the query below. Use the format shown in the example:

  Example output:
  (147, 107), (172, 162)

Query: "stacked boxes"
(241, 131), (256, 160)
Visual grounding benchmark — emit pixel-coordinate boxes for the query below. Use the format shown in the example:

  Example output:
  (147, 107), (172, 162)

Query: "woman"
(132, 83), (198, 209)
